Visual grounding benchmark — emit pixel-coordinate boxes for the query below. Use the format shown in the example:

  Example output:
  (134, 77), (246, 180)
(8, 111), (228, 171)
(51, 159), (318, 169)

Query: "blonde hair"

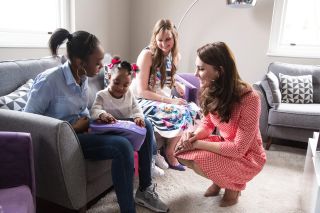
(149, 19), (179, 88)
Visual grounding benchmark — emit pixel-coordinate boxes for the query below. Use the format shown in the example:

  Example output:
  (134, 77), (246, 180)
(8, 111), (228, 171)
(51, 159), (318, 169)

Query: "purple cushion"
(0, 185), (34, 213)
(175, 73), (200, 103)
(89, 120), (146, 151)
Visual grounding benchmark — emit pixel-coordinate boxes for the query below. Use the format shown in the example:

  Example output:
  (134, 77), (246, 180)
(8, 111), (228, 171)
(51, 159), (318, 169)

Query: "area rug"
(87, 144), (306, 213)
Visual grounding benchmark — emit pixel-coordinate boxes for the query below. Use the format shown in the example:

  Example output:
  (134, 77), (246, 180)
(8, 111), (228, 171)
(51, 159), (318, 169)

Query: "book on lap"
(89, 120), (146, 151)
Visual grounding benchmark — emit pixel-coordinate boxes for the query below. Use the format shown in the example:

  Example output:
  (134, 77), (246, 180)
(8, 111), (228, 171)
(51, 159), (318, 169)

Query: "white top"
(91, 88), (144, 120)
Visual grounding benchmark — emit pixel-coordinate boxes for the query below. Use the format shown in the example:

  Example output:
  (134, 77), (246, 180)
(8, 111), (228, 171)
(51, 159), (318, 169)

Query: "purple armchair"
(174, 73), (200, 103)
(0, 132), (35, 213)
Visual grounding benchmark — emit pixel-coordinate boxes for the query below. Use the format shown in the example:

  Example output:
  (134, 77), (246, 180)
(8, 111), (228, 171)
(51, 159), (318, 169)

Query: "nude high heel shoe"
(219, 189), (241, 207)
(204, 183), (221, 197)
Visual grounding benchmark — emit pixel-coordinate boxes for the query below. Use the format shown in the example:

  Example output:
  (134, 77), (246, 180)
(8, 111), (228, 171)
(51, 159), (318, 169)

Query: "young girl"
(131, 19), (199, 171)
(91, 56), (165, 177)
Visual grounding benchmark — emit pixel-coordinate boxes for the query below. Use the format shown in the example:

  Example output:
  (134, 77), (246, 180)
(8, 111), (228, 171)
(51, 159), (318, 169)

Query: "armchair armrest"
(174, 73), (200, 103)
(253, 81), (270, 143)
(0, 109), (86, 209)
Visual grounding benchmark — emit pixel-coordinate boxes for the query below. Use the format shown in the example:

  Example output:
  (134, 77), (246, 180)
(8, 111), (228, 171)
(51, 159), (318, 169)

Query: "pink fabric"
(177, 87), (266, 191)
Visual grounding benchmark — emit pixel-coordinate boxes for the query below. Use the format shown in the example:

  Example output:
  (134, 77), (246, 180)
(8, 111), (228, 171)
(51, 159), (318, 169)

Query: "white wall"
(129, 0), (320, 83)
(1, 0), (319, 83)
(0, 0), (130, 61)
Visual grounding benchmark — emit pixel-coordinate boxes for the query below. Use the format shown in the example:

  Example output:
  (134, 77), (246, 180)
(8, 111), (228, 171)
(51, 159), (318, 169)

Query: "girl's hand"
(134, 117), (145, 127)
(170, 97), (187, 105)
(99, 113), (117, 124)
(73, 117), (89, 133)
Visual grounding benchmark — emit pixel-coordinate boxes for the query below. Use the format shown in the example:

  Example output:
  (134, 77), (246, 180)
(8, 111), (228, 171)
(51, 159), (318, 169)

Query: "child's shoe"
(151, 158), (164, 177)
(155, 151), (169, 169)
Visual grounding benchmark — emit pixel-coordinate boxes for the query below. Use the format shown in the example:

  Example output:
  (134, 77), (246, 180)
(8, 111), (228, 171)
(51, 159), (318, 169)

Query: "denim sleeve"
(24, 76), (52, 115)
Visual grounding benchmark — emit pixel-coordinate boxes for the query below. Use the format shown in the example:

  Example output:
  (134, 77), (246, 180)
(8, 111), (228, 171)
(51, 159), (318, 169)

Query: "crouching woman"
(175, 42), (266, 207)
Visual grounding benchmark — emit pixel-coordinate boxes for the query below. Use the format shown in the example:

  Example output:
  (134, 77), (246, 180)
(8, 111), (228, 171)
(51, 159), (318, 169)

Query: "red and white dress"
(176, 86), (266, 191)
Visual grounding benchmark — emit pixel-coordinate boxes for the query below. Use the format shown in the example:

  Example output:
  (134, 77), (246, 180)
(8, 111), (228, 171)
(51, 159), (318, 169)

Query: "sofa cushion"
(268, 103), (320, 130)
(268, 62), (320, 103)
(0, 79), (33, 111)
(0, 56), (63, 96)
(279, 73), (313, 104)
(267, 71), (281, 102)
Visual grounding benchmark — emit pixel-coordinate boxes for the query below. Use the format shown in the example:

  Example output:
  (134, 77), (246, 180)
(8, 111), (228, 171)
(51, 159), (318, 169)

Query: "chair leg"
(265, 137), (272, 150)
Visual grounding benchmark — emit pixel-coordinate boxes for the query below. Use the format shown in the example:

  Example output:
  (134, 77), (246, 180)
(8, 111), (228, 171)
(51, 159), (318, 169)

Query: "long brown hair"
(149, 19), (179, 88)
(198, 42), (248, 123)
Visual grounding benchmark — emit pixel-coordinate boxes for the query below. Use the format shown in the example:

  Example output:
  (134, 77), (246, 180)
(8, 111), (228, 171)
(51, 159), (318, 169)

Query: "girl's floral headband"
(107, 58), (140, 77)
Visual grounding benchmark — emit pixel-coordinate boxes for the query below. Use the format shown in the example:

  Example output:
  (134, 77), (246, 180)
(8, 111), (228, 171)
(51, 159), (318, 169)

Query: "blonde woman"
(132, 19), (199, 171)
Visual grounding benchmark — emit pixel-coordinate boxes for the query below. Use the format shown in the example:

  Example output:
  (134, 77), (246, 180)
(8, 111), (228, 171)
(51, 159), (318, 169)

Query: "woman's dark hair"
(197, 42), (248, 123)
(48, 28), (100, 61)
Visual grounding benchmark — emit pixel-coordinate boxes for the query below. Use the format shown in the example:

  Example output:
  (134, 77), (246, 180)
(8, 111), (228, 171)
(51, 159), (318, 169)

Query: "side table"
(301, 132), (320, 213)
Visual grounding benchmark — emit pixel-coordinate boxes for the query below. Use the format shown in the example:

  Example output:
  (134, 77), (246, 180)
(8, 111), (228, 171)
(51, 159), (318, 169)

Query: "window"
(268, 0), (320, 58)
(0, 0), (70, 48)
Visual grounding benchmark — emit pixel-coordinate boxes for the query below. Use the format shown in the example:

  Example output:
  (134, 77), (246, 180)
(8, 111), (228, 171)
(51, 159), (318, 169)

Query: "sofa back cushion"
(0, 56), (64, 96)
(268, 62), (320, 103)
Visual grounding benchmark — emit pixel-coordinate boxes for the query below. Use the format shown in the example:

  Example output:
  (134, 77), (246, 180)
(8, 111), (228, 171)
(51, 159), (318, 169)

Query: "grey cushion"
(268, 103), (320, 130)
(266, 71), (281, 104)
(0, 79), (34, 111)
(0, 56), (62, 96)
(279, 73), (313, 104)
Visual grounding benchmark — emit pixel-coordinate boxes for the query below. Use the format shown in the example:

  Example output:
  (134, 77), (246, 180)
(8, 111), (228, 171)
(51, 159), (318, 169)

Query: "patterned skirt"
(138, 99), (201, 138)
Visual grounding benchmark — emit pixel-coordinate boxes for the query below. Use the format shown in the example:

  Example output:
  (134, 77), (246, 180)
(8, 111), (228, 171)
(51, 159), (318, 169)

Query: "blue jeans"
(77, 118), (153, 213)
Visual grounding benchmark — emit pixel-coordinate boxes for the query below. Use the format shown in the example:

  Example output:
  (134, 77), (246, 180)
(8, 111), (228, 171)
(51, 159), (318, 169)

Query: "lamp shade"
(226, 0), (256, 8)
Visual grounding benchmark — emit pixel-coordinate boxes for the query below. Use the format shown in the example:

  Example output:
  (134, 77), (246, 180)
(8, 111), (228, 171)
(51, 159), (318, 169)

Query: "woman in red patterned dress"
(175, 42), (266, 207)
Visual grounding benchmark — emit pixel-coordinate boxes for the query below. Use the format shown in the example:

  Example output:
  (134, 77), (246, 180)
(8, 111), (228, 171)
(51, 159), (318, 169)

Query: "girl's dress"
(176, 87), (266, 191)
(137, 53), (200, 138)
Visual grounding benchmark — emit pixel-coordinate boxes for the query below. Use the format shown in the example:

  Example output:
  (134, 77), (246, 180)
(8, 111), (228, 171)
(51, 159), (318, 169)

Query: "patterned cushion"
(0, 79), (34, 111)
(279, 73), (313, 104)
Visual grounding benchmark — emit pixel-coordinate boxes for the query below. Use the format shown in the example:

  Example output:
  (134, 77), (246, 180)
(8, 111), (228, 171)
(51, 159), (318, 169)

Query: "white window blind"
(268, 0), (320, 58)
(0, 0), (70, 48)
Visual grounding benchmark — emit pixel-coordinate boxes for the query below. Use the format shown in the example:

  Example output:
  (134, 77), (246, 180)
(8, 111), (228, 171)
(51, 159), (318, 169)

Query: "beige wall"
(0, 0), (319, 83)
(129, 0), (320, 83)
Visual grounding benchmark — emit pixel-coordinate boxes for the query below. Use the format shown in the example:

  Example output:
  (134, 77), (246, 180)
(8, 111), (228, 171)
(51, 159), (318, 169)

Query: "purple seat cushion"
(0, 185), (34, 213)
(89, 120), (147, 151)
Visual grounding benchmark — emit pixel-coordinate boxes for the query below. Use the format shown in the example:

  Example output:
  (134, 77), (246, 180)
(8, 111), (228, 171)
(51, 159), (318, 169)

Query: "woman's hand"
(72, 117), (89, 133)
(99, 113), (117, 124)
(174, 132), (197, 154)
(134, 117), (145, 127)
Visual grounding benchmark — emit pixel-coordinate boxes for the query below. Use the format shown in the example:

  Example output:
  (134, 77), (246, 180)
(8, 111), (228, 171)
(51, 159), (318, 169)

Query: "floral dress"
(137, 53), (200, 138)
